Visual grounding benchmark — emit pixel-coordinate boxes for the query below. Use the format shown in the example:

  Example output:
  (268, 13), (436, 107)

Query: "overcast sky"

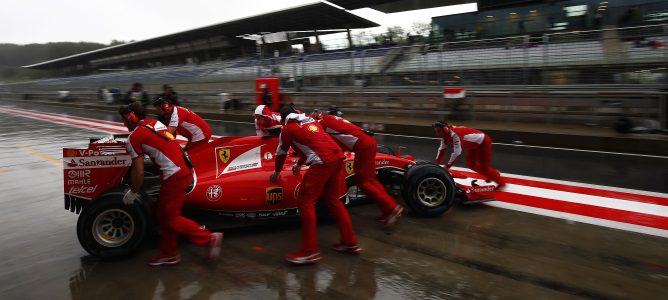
(0, 0), (476, 45)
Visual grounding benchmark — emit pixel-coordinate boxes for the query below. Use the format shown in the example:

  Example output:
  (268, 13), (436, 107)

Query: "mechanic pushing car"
(153, 97), (212, 151)
(254, 104), (282, 137)
(312, 110), (404, 227)
(270, 105), (360, 265)
(119, 102), (223, 266)
(433, 121), (506, 190)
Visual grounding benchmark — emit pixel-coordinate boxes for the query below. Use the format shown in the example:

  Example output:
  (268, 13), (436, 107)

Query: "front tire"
(77, 195), (148, 258)
(402, 163), (455, 217)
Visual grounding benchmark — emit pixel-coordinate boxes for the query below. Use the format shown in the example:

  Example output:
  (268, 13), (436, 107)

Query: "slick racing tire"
(402, 163), (455, 217)
(377, 144), (395, 156)
(77, 195), (148, 258)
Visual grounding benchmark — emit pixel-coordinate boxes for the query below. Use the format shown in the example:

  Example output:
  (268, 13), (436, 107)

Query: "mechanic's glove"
(269, 171), (280, 183)
(123, 190), (140, 205)
(291, 164), (302, 175)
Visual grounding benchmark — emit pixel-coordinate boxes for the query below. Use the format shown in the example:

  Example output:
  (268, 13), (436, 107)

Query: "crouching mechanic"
(312, 110), (403, 227)
(254, 104), (282, 136)
(153, 97), (212, 151)
(270, 105), (360, 265)
(120, 102), (223, 266)
(433, 121), (506, 190)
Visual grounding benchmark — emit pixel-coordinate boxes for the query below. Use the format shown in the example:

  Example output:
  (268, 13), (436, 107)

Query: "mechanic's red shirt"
(436, 126), (487, 165)
(167, 106), (211, 143)
(318, 115), (374, 152)
(254, 105), (282, 136)
(276, 117), (344, 165)
(127, 119), (191, 180)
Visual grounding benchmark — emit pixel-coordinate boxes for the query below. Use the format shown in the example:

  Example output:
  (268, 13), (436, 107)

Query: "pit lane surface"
(1, 102), (667, 299)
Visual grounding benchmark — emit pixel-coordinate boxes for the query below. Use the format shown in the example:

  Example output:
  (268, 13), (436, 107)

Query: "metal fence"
(5, 87), (666, 134)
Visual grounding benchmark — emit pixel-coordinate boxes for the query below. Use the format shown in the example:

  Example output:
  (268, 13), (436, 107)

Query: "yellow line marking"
(16, 144), (62, 168)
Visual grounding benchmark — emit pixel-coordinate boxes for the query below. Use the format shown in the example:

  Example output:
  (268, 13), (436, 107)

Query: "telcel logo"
(265, 186), (283, 205)
(68, 185), (98, 194)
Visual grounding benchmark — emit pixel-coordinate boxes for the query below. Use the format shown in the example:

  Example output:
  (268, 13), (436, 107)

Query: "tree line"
(0, 41), (114, 81)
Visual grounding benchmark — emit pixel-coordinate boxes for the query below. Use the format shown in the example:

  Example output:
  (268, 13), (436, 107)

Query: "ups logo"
(265, 186), (283, 205)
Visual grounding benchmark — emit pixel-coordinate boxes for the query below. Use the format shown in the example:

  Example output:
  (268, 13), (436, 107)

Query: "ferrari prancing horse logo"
(307, 124), (319, 133)
(345, 161), (354, 175)
(218, 148), (231, 163)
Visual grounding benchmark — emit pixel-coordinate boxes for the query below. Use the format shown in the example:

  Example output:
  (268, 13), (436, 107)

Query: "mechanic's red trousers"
(354, 141), (398, 215)
(157, 174), (212, 256)
(465, 136), (505, 185)
(297, 159), (358, 252)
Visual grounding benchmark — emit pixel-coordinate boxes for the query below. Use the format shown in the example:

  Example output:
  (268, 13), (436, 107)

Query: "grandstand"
(10, 0), (666, 88)
(12, 23), (665, 89)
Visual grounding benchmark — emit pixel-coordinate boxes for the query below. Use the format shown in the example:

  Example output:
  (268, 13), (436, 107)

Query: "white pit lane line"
(486, 201), (668, 239)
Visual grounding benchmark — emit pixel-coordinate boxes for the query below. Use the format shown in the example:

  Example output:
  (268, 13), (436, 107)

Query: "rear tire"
(402, 163), (455, 217)
(77, 195), (148, 258)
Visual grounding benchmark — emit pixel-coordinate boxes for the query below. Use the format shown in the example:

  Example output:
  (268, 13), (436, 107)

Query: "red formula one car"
(63, 134), (495, 258)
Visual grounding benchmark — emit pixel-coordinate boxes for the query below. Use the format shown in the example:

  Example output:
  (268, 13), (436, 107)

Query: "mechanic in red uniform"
(254, 104), (282, 137)
(434, 121), (506, 190)
(312, 110), (403, 227)
(153, 97), (212, 151)
(120, 103), (222, 266)
(269, 105), (360, 265)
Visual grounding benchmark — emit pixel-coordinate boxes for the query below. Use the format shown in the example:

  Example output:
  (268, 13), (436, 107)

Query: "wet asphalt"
(0, 101), (667, 299)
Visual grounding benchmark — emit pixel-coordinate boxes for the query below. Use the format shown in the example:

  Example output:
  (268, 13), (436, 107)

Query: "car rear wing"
(63, 140), (131, 213)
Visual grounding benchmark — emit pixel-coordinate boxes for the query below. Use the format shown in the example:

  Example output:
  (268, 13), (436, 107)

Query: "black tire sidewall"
(402, 164), (455, 217)
(76, 197), (147, 258)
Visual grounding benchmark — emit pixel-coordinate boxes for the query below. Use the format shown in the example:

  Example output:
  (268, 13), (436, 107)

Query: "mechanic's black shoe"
(148, 254), (181, 266)
(207, 232), (223, 261)
(286, 250), (321, 265)
(331, 243), (362, 255)
(383, 205), (404, 228)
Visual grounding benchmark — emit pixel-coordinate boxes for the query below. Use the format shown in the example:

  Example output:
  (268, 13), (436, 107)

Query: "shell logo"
(307, 124), (319, 133)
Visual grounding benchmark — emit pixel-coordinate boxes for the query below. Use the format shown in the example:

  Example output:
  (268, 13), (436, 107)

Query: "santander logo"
(67, 159), (78, 167)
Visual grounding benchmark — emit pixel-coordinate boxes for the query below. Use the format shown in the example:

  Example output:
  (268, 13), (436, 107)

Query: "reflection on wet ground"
(0, 104), (667, 299)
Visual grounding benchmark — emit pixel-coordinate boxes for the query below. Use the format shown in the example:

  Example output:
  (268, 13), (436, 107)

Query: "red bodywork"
(63, 135), (494, 216)
(64, 135), (413, 216)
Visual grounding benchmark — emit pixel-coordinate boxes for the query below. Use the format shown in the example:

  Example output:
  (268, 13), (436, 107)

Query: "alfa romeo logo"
(206, 185), (222, 202)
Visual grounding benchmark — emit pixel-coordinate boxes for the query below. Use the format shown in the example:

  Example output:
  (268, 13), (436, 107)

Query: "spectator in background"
(159, 84), (182, 106)
(124, 82), (150, 107)
(261, 85), (273, 107)
(594, 11), (603, 28)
